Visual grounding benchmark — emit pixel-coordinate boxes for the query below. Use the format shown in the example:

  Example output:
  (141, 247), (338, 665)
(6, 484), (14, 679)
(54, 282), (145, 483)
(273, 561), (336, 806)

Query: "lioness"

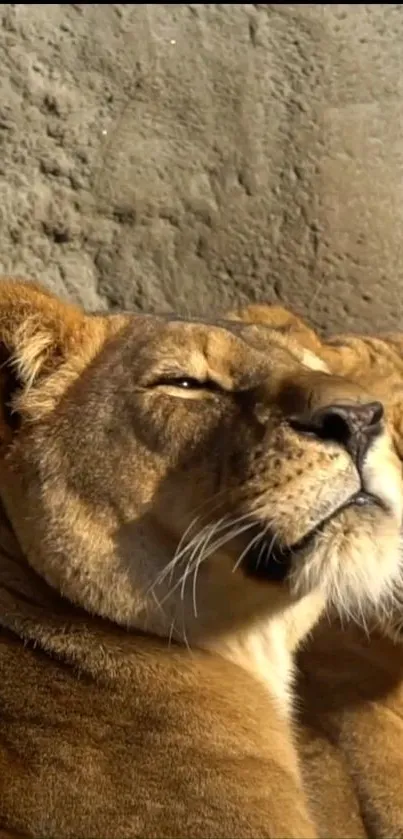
(230, 302), (403, 837)
(0, 280), (402, 839)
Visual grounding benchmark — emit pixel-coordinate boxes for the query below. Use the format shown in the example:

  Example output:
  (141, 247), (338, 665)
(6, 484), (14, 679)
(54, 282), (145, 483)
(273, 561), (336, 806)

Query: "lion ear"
(226, 303), (304, 330)
(226, 303), (312, 334)
(0, 278), (92, 435)
(226, 303), (324, 356)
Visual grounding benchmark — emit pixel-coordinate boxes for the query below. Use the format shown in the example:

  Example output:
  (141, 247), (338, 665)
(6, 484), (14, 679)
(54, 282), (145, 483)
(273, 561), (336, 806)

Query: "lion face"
(0, 282), (401, 647)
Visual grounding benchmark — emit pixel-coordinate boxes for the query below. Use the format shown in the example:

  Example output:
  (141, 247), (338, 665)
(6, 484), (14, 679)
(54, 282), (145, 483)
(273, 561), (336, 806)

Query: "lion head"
(0, 281), (400, 663)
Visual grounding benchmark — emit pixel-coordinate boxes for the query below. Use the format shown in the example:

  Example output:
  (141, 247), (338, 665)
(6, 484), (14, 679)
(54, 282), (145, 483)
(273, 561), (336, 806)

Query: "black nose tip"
(290, 400), (384, 465)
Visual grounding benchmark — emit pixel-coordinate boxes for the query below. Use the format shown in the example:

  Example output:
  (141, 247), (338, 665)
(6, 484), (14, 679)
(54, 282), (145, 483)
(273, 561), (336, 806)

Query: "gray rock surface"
(1, 3), (402, 332)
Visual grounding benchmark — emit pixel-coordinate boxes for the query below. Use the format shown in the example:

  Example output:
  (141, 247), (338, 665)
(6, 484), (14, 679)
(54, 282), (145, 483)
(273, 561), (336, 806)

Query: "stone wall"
(1, 4), (402, 332)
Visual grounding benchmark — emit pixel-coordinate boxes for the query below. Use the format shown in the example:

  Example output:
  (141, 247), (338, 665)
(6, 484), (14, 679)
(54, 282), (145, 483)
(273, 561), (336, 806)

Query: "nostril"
(369, 401), (384, 426)
(317, 411), (351, 446)
(289, 400), (385, 453)
(289, 408), (352, 445)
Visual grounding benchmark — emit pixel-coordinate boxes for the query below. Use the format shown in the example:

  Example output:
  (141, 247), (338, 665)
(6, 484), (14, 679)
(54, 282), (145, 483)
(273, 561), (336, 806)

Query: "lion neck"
(203, 589), (325, 717)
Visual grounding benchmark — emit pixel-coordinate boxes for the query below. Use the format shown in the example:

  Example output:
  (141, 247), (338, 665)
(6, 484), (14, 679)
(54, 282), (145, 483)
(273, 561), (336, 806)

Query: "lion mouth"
(243, 491), (383, 584)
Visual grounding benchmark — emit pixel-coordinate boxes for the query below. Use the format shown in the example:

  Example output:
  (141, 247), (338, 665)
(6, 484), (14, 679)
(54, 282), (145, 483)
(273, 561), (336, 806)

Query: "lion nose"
(290, 400), (384, 466)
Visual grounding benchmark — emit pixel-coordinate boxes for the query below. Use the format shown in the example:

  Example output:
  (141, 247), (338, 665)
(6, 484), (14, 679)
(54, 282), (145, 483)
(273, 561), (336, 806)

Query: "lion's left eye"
(152, 376), (223, 392)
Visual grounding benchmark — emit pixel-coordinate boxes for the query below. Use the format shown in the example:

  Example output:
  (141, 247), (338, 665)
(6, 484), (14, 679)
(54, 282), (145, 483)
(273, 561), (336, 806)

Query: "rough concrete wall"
(0, 3), (402, 332)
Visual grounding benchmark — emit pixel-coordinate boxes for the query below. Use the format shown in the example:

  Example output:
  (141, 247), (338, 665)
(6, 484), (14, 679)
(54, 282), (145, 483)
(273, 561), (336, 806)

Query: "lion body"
(298, 621), (403, 838)
(0, 535), (314, 839)
(0, 281), (402, 837)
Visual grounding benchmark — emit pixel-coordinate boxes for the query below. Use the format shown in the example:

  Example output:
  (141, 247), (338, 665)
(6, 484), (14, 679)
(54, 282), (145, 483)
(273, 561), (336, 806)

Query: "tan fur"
(0, 281), (402, 838)
(297, 621), (403, 838)
(230, 301), (403, 837)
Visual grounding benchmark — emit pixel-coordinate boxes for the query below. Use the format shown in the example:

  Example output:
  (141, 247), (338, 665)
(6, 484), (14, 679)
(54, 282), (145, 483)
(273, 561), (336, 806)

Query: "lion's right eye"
(152, 376), (223, 392)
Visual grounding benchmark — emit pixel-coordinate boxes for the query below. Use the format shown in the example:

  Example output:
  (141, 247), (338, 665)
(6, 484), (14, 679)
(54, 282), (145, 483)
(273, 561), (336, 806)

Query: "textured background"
(1, 4), (403, 332)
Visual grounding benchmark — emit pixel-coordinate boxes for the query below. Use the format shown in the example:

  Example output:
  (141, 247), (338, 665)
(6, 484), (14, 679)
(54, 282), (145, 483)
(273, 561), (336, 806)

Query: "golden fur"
(0, 281), (402, 837)
(230, 301), (403, 837)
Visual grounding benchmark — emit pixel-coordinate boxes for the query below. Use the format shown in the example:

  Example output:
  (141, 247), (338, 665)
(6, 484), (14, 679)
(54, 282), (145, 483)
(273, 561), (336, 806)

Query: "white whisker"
(196, 518), (257, 563)
(180, 520), (225, 603)
(191, 518), (225, 618)
(147, 505), (274, 625)
(157, 516), (255, 608)
(232, 524), (270, 574)
(148, 512), (253, 599)
(172, 514), (203, 576)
